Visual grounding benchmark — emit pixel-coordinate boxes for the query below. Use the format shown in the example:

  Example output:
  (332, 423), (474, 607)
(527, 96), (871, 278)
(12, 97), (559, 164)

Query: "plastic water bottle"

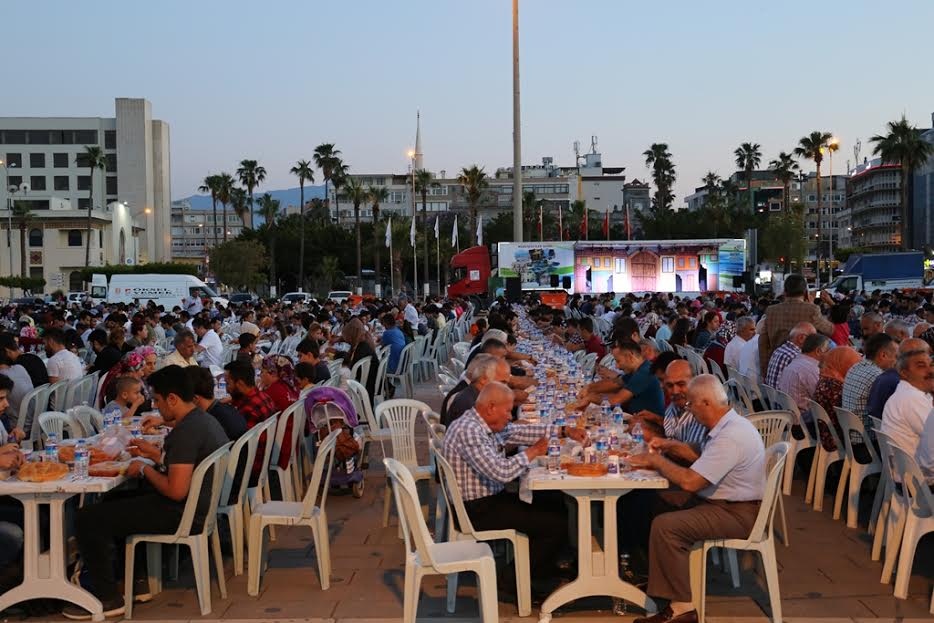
(608, 425), (620, 451)
(74, 439), (89, 479)
(216, 376), (228, 399)
(631, 421), (644, 448)
(105, 406), (122, 431)
(601, 398), (612, 425)
(612, 553), (633, 615)
(595, 427), (609, 462)
(546, 434), (561, 474)
(553, 410), (566, 428)
(45, 433), (59, 462)
(612, 406), (624, 426)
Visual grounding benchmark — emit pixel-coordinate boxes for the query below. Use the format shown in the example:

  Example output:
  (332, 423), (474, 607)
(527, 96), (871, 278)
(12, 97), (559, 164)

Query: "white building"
(0, 98), (171, 270)
(170, 199), (246, 271)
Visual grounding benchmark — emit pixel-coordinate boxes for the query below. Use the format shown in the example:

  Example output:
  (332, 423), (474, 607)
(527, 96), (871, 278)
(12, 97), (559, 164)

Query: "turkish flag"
(602, 211), (609, 239)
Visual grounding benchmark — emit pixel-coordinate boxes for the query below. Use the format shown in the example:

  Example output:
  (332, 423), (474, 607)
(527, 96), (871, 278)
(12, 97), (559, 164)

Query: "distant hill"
(178, 185), (327, 210)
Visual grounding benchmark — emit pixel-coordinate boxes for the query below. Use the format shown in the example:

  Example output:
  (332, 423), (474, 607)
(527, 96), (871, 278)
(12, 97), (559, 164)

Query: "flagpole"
(436, 218), (441, 296)
(388, 219), (395, 297)
(410, 162), (418, 300)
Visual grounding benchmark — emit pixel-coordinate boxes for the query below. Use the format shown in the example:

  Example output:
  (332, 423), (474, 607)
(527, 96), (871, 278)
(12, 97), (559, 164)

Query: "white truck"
(90, 273), (229, 309)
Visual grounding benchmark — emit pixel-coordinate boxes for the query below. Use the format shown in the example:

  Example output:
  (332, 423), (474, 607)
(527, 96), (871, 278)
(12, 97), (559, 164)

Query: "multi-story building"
(169, 200), (246, 272)
(0, 98), (171, 266)
(845, 159), (901, 251)
(794, 172), (848, 258)
(910, 114), (934, 250)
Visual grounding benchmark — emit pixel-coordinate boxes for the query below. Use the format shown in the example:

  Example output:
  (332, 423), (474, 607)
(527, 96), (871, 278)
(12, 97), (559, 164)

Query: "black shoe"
(62, 596), (125, 620)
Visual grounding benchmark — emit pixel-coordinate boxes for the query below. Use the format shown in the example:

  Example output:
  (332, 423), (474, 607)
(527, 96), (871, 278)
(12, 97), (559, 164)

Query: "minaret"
(414, 110), (424, 171)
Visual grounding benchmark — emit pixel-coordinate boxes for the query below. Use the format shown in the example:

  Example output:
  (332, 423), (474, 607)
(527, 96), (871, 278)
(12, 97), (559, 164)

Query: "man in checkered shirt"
(441, 382), (586, 581)
(764, 322), (815, 388)
(842, 333), (898, 436)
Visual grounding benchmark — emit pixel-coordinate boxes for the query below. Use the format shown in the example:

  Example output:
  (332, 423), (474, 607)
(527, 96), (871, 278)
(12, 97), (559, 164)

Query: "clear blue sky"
(5, 0), (934, 204)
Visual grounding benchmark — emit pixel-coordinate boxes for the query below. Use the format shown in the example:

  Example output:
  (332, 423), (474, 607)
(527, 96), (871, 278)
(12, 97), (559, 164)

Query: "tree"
(236, 160), (266, 229)
(760, 202), (807, 272)
(255, 193), (281, 291)
(313, 143), (342, 222)
(794, 131), (833, 260)
(870, 115), (934, 250)
(306, 198), (329, 222)
(768, 152), (800, 214)
(367, 185), (389, 291)
(643, 143), (676, 213)
(12, 201), (32, 279)
(214, 172), (235, 242)
(198, 175), (222, 247)
(290, 159), (315, 290)
(331, 159), (349, 224)
(457, 165), (489, 246)
(734, 142), (762, 212)
(343, 176), (368, 281)
(79, 145), (107, 268)
(414, 169), (437, 289)
(209, 240), (267, 290)
(317, 256), (342, 292)
(229, 187), (249, 228)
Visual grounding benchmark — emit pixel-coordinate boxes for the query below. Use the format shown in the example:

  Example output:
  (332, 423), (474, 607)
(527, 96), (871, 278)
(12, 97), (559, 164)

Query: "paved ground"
(12, 383), (933, 622)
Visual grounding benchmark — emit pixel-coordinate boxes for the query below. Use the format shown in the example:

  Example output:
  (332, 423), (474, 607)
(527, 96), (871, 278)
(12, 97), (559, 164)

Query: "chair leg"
(832, 459), (850, 521)
(777, 494), (790, 547)
(726, 549), (741, 588)
(313, 516), (331, 590)
(211, 530), (227, 600)
(382, 480), (392, 528)
(868, 472), (887, 536)
(476, 558), (499, 623)
(782, 443), (797, 496)
(146, 543), (163, 596)
(880, 503), (906, 584)
(191, 539), (213, 616)
(805, 448), (821, 505)
(445, 572), (459, 614)
(689, 545), (707, 623)
(871, 495), (890, 561)
(229, 508), (244, 576)
(893, 515), (921, 599)
(124, 541), (136, 620)
(513, 536), (532, 617)
(760, 543), (783, 623)
(402, 563), (418, 623)
(247, 518), (265, 597)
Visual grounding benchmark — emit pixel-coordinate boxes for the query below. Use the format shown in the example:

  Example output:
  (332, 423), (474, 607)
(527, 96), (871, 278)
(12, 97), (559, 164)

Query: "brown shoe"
(633, 607), (698, 623)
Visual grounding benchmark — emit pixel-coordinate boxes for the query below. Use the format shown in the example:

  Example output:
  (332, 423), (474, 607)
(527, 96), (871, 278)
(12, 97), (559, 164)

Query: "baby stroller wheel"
(352, 480), (365, 498)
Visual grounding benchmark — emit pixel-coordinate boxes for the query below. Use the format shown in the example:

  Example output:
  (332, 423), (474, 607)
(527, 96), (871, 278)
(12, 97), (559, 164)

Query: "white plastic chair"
(124, 442), (232, 618)
(384, 457), (498, 623)
(377, 399), (434, 528)
(37, 411), (83, 442)
(217, 421), (263, 576)
(387, 342), (417, 399)
(747, 411), (792, 547)
(17, 383), (49, 441)
(372, 355), (391, 406)
(451, 341), (471, 363)
(805, 399), (847, 513)
(772, 388), (818, 496)
(875, 430), (910, 585)
(70, 405), (104, 437)
(833, 407), (882, 529)
(46, 380), (69, 412)
(345, 379), (391, 463)
(245, 416), (279, 541)
(350, 356), (372, 386)
(432, 438), (532, 617)
(269, 400), (305, 503)
(887, 443), (934, 602)
(248, 429), (338, 596)
(690, 442), (789, 623)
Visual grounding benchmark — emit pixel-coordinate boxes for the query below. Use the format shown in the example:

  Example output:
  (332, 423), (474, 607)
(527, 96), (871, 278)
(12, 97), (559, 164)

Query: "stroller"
(303, 386), (366, 498)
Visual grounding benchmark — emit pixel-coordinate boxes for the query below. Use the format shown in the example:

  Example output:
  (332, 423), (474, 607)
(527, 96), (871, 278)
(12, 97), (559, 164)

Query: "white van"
(107, 274), (229, 309)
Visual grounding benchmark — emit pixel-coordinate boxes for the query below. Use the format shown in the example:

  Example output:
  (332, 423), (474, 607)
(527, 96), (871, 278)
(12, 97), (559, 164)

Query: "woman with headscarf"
(100, 348), (154, 409)
(260, 354), (300, 470)
(814, 345), (862, 451)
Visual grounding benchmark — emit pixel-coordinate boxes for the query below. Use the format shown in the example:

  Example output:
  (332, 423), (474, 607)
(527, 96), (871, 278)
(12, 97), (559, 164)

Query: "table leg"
(0, 493), (104, 622)
(538, 490), (657, 623)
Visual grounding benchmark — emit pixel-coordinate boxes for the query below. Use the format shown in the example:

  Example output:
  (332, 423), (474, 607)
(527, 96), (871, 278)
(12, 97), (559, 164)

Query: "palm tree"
(368, 186), (389, 293)
(290, 160), (315, 290)
(521, 190), (538, 240)
(344, 177), (368, 281)
(768, 152), (800, 214)
(734, 142), (762, 212)
(214, 173), (235, 242)
(255, 193), (281, 291)
(317, 256), (341, 291)
(457, 165), (489, 246)
(414, 169), (437, 289)
(236, 159), (266, 229)
(795, 131), (833, 261)
(12, 201), (32, 279)
(331, 160), (349, 224)
(643, 143), (676, 212)
(870, 115), (934, 250)
(198, 175), (222, 247)
(229, 187), (249, 231)
(313, 144), (342, 222)
(79, 145), (106, 268)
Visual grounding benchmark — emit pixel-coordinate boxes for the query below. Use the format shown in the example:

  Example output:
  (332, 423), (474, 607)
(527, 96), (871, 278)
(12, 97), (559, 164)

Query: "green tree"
(768, 152), (800, 214)
(290, 159), (315, 290)
(198, 174), (222, 247)
(457, 165), (489, 246)
(214, 172), (235, 242)
(643, 143), (676, 213)
(870, 115), (934, 250)
(760, 202), (807, 272)
(344, 176), (368, 281)
(317, 256), (342, 292)
(12, 201), (32, 279)
(734, 142), (762, 212)
(229, 187), (249, 228)
(255, 193), (281, 290)
(331, 159), (349, 224)
(414, 169), (437, 288)
(78, 145), (107, 268)
(210, 239), (267, 290)
(236, 159), (266, 229)
(313, 144), (342, 222)
(794, 131), (833, 259)
(368, 185), (389, 290)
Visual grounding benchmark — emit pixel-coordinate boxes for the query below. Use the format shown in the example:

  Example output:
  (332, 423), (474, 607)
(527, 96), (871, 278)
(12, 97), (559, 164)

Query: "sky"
(5, 0), (934, 205)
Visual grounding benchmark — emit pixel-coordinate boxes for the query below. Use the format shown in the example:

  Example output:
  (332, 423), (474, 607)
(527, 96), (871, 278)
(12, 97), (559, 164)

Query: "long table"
(525, 466), (668, 623)
(0, 474), (128, 621)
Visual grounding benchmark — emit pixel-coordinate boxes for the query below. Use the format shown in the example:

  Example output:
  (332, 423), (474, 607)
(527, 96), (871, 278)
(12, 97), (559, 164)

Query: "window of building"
(74, 130), (98, 145)
(603, 257), (610, 268)
(580, 257), (591, 266)
(1, 131), (26, 144)
(808, 194), (816, 202)
(28, 228), (42, 247)
(29, 268), (44, 293)
(29, 153), (45, 168)
(105, 154), (116, 172)
(614, 258), (626, 273)
(67, 230), (82, 247)
(27, 131), (49, 145)
(104, 130), (116, 149)
(689, 257), (697, 269)
(106, 176), (117, 196)
(53, 152), (68, 168)
(99, 230), (103, 247)
(30, 176), (46, 191)
(677, 257), (685, 269)
(4, 153), (22, 168)
(77, 176), (91, 191)
(78, 198), (89, 210)
(661, 256), (674, 273)
(22, 200), (49, 211)
(54, 176), (69, 191)
(9, 175), (22, 188)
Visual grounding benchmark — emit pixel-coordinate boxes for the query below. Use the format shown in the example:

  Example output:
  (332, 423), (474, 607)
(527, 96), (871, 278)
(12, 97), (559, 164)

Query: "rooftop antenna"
(573, 140), (581, 166)
(853, 139), (861, 169)
(591, 135), (598, 154)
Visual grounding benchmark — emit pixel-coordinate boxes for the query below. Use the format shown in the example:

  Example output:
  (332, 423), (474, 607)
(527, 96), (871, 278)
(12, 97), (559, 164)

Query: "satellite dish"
(125, 258), (135, 266)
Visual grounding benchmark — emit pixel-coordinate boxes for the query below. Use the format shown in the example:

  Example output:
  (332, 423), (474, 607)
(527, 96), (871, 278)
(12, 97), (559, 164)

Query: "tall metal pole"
(827, 148), (833, 286)
(411, 162), (418, 300)
(511, 0), (523, 242)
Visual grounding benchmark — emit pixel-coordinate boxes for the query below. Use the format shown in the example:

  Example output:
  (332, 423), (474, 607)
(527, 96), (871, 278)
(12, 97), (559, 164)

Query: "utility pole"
(511, 0), (523, 242)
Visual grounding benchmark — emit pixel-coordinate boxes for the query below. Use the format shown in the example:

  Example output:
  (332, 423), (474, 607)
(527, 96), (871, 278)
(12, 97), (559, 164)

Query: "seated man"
(629, 375), (765, 623)
(66, 365), (228, 619)
(43, 328), (83, 383)
(881, 343), (933, 457)
(868, 338), (930, 423)
(160, 330), (199, 368)
(574, 338), (665, 415)
(763, 321), (816, 388)
(580, 318), (606, 359)
(636, 360), (707, 465)
(441, 382), (585, 588)
(442, 354), (511, 426)
(777, 333), (831, 414)
(188, 366), (247, 442)
(917, 411), (934, 486)
(295, 338), (331, 384)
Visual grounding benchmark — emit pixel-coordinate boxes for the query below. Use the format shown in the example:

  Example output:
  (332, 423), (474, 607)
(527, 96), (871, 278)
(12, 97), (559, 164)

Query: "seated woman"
(259, 355), (300, 470)
(338, 318), (377, 398)
(814, 345), (861, 451)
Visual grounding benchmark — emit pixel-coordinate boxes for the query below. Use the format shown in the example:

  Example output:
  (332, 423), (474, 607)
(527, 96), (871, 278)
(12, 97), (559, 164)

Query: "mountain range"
(177, 185), (328, 210)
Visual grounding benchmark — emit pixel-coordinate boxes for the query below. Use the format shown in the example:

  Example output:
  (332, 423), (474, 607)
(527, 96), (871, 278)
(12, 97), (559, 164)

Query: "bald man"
(763, 321), (816, 388)
(629, 375), (765, 623)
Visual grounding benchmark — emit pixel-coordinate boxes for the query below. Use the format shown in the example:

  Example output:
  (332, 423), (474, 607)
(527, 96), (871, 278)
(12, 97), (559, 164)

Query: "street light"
(512, 0), (523, 242)
(823, 137), (840, 286)
(407, 150), (419, 299)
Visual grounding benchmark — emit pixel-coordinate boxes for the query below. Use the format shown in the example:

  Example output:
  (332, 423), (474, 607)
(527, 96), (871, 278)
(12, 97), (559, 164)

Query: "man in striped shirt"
(637, 360), (708, 464)
(764, 322), (815, 388)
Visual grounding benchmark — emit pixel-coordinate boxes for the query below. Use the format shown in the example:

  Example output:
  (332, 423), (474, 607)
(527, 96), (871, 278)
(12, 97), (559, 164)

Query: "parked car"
(67, 291), (87, 304)
(281, 292), (312, 305)
(326, 290), (353, 303)
(228, 292), (258, 305)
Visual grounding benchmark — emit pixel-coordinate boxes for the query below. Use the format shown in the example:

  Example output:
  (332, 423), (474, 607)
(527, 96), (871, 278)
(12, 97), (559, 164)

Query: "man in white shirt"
(724, 316), (756, 371)
(881, 345), (933, 458)
(738, 333), (761, 383)
(192, 318), (223, 369)
(160, 330), (200, 368)
(43, 328), (84, 383)
(185, 292), (204, 316)
(916, 411), (934, 486)
(401, 295), (419, 328)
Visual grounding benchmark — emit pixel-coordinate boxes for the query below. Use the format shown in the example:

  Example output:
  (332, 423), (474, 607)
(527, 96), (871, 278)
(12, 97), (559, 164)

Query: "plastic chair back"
(175, 442), (232, 537)
(377, 399), (431, 468)
(71, 405), (104, 437)
(384, 457), (438, 567)
(350, 356), (372, 385)
(888, 443), (934, 518)
(431, 438), (478, 536)
(807, 399), (845, 452)
(46, 380), (69, 411)
(300, 429), (339, 518)
(345, 380), (377, 430)
(746, 442), (789, 543)
(270, 401), (302, 467)
(835, 407), (881, 466)
(37, 411), (83, 441)
(747, 411), (793, 448)
(372, 356), (390, 403)
(17, 383), (49, 439)
(253, 414), (279, 493)
(220, 421), (262, 510)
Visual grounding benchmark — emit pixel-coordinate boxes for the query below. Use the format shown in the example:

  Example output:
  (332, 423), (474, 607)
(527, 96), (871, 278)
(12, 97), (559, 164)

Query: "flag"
(625, 205), (632, 241)
(477, 215), (483, 246)
(452, 215), (458, 247)
(409, 216), (416, 247)
(602, 211), (609, 239)
(434, 215), (439, 239)
(385, 217), (392, 248)
(558, 205), (563, 241)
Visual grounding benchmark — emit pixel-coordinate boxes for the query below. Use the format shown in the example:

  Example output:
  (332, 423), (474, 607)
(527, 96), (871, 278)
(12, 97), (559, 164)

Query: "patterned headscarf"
(715, 319), (736, 345)
(262, 354), (297, 393)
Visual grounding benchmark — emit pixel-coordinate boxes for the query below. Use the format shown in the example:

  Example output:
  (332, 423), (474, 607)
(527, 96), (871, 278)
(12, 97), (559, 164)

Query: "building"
(169, 200), (246, 272)
(845, 159), (901, 251)
(799, 171), (848, 258)
(910, 114), (934, 250)
(0, 98), (171, 268)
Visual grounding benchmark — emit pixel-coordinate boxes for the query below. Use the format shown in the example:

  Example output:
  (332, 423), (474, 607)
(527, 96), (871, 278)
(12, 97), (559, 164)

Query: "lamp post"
(0, 160), (15, 294)
(825, 137), (839, 286)
(408, 152), (419, 300)
(511, 0), (523, 242)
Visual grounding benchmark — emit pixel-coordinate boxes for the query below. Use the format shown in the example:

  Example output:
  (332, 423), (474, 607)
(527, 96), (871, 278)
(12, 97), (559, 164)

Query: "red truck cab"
(448, 246), (491, 297)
